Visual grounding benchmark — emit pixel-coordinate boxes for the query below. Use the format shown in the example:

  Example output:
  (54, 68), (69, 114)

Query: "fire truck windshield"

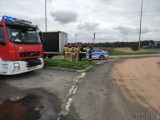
(7, 26), (41, 44)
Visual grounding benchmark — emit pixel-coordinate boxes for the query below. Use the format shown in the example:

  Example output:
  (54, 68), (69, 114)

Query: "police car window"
(0, 26), (5, 44)
(97, 48), (102, 52)
(94, 48), (101, 52)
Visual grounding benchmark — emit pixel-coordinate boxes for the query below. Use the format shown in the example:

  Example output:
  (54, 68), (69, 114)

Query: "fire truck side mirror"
(39, 32), (43, 42)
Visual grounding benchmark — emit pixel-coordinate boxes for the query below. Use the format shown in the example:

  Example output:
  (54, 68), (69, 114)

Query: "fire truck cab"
(0, 16), (44, 75)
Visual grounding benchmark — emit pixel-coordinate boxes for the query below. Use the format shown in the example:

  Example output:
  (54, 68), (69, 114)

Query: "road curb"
(45, 65), (94, 73)
(76, 65), (93, 72)
(45, 67), (77, 72)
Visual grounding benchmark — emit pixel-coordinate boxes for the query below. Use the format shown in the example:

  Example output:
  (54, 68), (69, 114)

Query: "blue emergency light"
(2, 16), (16, 21)
(2, 15), (32, 24)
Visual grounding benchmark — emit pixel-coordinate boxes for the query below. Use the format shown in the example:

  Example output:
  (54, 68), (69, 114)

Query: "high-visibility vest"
(64, 47), (67, 53)
(74, 47), (79, 53)
(83, 47), (87, 52)
(82, 47), (87, 54)
(71, 47), (75, 53)
(79, 47), (83, 53)
(68, 47), (72, 53)
(89, 48), (93, 54)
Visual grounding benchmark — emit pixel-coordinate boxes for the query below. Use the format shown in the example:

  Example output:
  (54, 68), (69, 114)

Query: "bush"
(130, 44), (139, 51)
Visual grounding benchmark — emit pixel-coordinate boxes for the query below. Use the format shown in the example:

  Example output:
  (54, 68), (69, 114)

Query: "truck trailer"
(0, 16), (44, 75)
(42, 31), (68, 58)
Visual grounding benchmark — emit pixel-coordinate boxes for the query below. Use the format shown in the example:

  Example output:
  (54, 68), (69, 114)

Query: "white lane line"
(72, 86), (78, 95)
(80, 72), (86, 78)
(97, 61), (106, 65)
(65, 98), (73, 113)
(69, 85), (75, 95)
(57, 117), (60, 120)
(57, 72), (86, 120)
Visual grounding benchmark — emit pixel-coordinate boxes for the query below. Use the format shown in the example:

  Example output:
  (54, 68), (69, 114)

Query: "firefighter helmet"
(83, 43), (86, 47)
(89, 43), (93, 48)
(69, 43), (72, 48)
(75, 43), (79, 47)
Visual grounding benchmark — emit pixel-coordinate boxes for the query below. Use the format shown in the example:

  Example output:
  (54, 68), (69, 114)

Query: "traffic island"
(44, 59), (96, 72)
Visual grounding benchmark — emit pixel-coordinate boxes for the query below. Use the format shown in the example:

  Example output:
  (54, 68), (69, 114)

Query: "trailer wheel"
(47, 54), (54, 59)
(43, 54), (47, 59)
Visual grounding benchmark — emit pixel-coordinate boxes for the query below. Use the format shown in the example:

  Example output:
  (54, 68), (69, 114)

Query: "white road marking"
(81, 72), (86, 78)
(57, 72), (86, 120)
(57, 117), (60, 120)
(69, 85), (75, 95)
(97, 61), (106, 65)
(65, 98), (73, 112)
(72, 86), (78, 95)
(75, 79), (79, 83)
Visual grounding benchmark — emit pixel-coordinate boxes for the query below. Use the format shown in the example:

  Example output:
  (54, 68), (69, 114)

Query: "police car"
(86, 48), (109, 60)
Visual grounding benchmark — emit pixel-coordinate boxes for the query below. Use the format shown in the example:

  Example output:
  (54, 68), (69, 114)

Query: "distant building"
(154, 41), (160, 48)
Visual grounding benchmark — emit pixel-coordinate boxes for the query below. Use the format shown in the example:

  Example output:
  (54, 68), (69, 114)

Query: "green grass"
(44, 59), (96, 70)
(99, 47), (160, 56)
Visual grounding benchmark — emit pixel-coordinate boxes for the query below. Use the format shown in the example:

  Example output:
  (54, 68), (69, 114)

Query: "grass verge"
(44, 59), (96, 70)
(100, 47), (160, 56)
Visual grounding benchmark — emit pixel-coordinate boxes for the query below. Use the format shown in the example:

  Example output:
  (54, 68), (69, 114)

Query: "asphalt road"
(65, 58), (159, 120)
(0, 69), (79, 120)
(0, 58), (159, 120)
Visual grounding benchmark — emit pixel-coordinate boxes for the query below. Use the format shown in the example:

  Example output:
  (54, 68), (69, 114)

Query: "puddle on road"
(0, 95), (42, 120)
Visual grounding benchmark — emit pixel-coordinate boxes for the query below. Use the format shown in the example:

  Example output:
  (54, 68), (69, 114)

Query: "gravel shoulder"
(112, 57), (160, 114)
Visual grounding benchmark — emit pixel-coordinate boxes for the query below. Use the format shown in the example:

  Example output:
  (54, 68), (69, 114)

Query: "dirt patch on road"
(112, 57), (160, 113)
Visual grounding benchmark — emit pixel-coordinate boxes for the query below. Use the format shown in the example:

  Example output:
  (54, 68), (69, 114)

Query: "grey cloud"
(77, 22), (99, 31)
(47, 0), (52, 3)
(114, 26), (150, 35)
(50, 11), (78, 24)
(1, 0), (159, 42)
(94, 0), (127, 6)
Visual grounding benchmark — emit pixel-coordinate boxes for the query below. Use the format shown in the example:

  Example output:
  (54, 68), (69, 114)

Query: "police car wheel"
(99, 55), (105, 60)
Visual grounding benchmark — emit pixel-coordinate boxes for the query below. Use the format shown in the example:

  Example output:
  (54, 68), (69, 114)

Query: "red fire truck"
(0, 16), (44, 75)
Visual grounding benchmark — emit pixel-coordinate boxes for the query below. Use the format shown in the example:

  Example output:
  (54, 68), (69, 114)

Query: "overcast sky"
(0, 0), (160, 42)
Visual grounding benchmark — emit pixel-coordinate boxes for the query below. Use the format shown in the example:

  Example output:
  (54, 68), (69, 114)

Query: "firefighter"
(71, 44), (75, 61)
(75, 43), (79, 62)
(64, 44), (68, 59)
(15, 32), (25, 42)
(82, 43), (87, 61)
(79, 44), (83, 61)
(65, 43), (70, 60)
(68, 44), (72, 61)
(89, 44), (93, 62)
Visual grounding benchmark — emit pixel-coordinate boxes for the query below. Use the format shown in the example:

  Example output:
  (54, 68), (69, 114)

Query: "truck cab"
(0, 16), (44, 75)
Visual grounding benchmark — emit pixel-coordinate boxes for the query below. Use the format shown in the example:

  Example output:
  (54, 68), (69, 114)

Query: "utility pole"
(45, 0), (47, 32)
(93, 33), (95, 44)
(139, 0), (143, 51)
